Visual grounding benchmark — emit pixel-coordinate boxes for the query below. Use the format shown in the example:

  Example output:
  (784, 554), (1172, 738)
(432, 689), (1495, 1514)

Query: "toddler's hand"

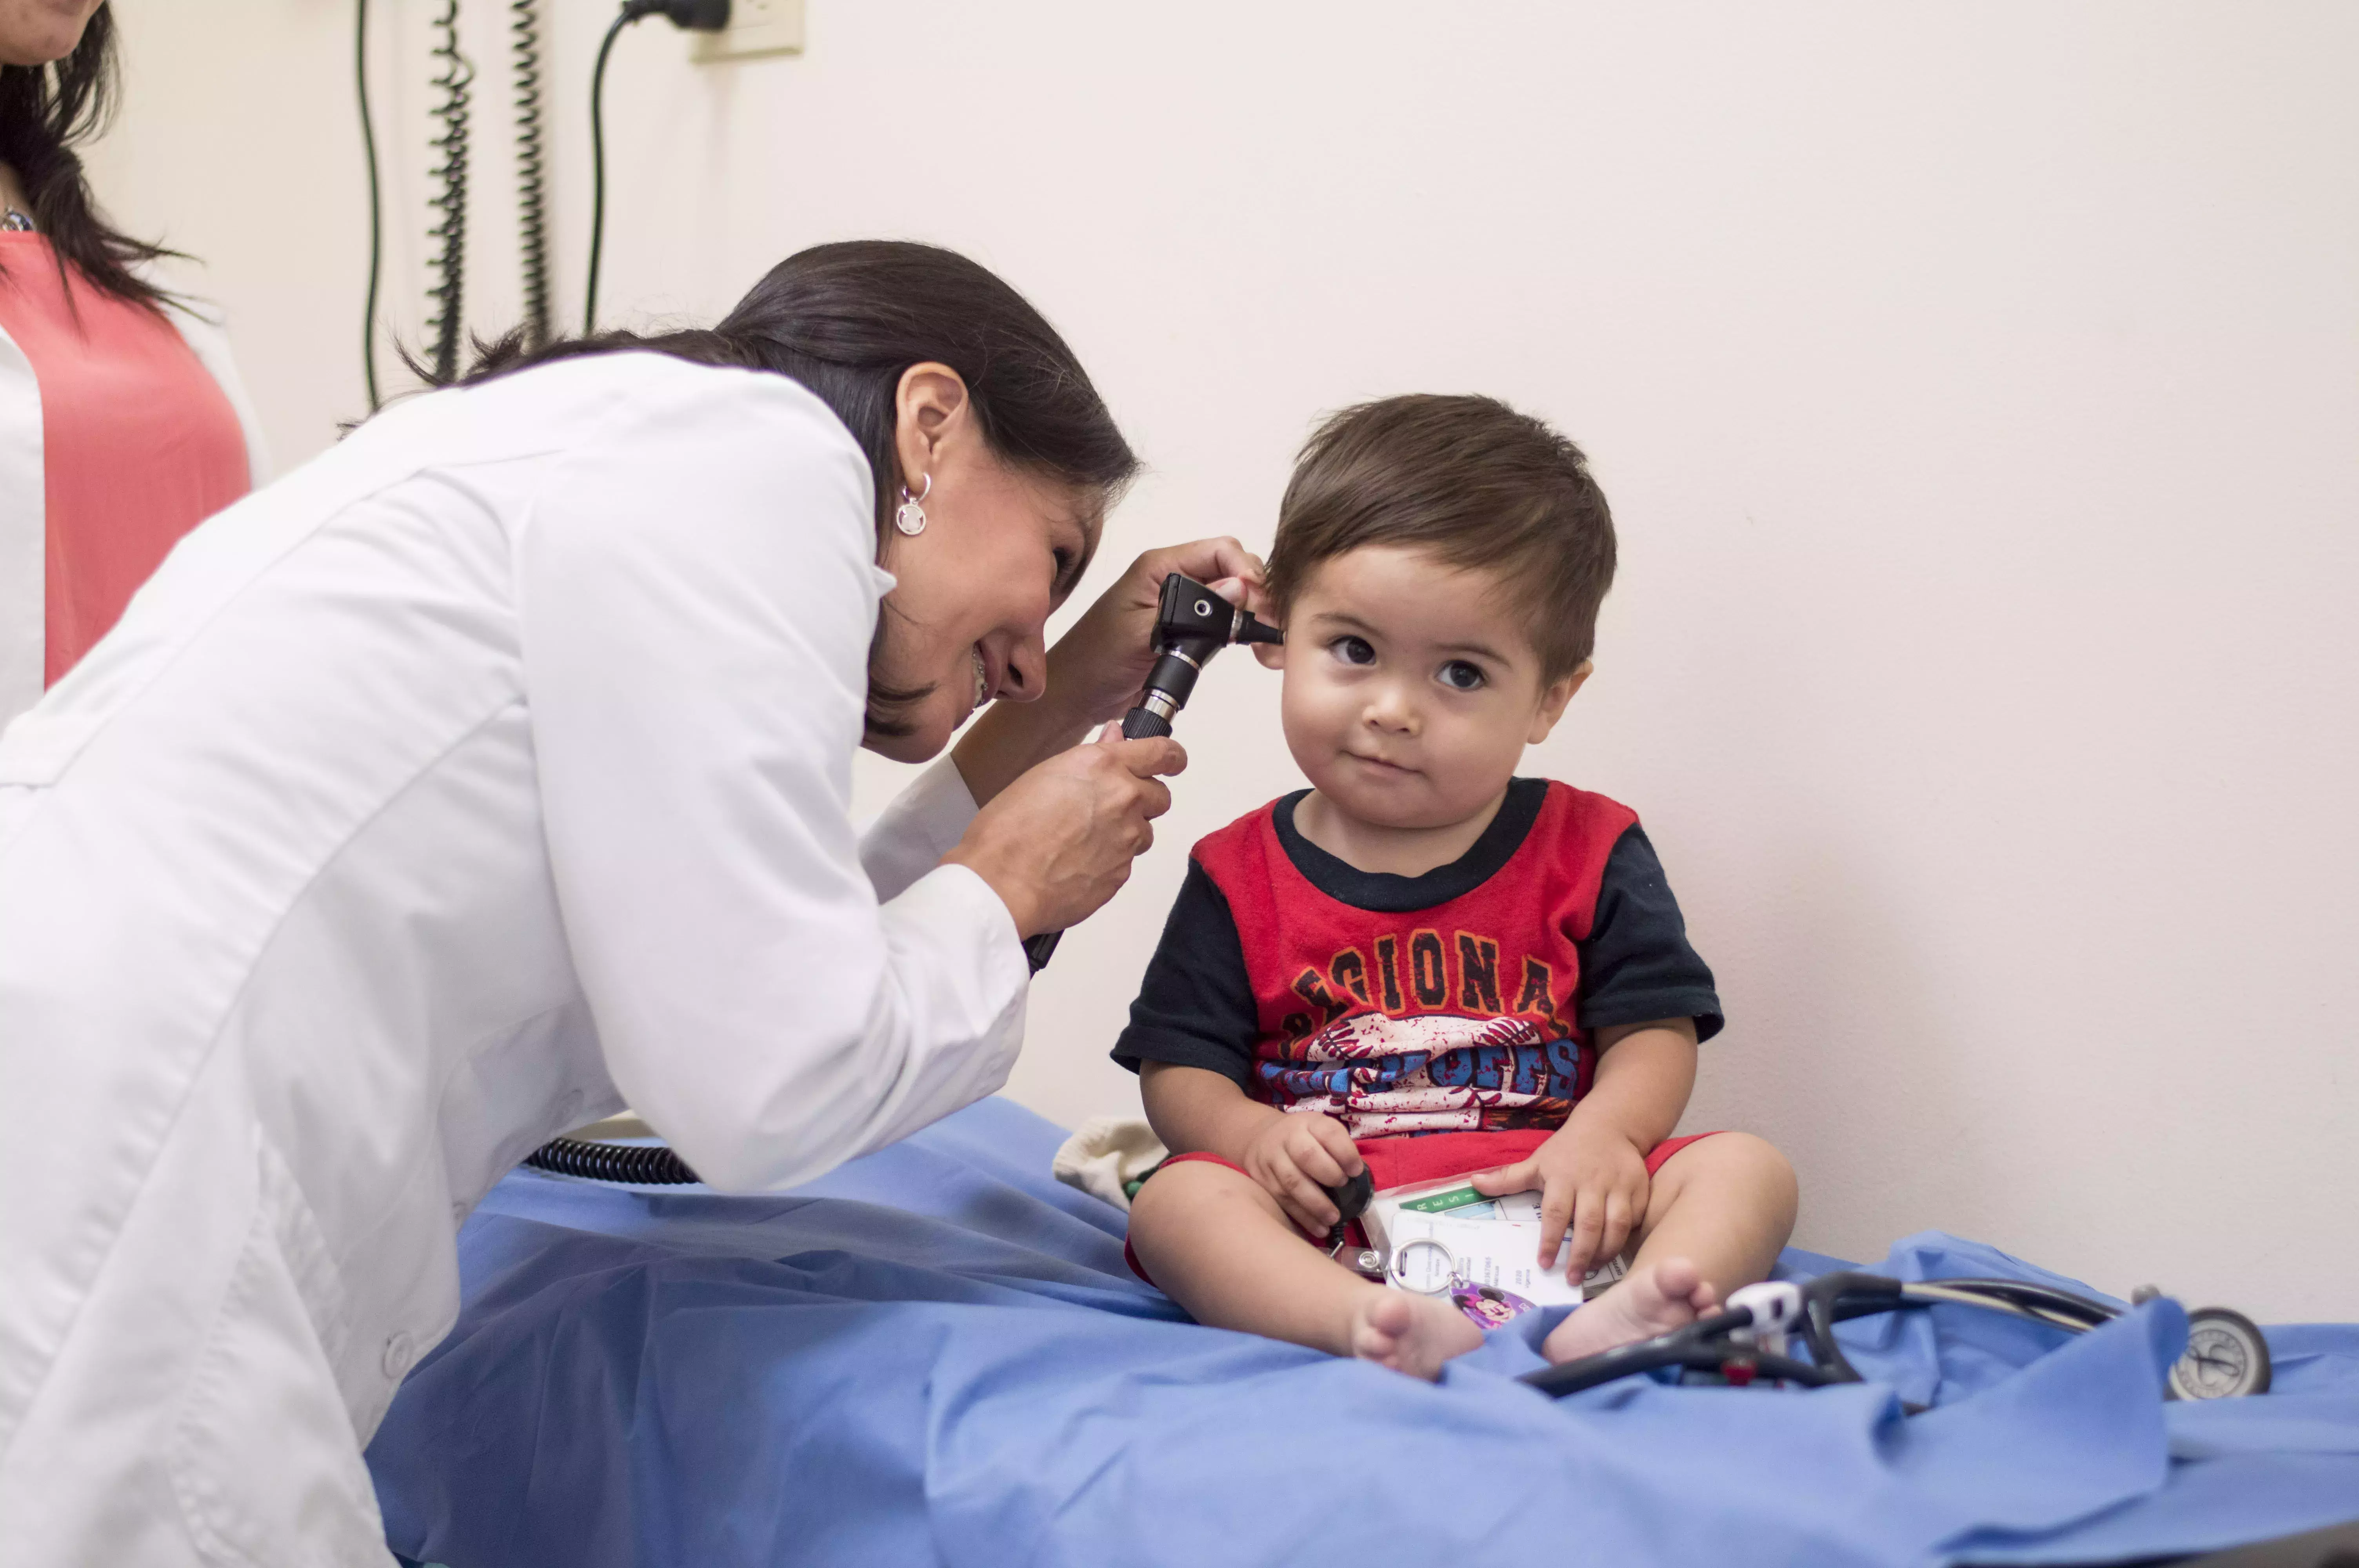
(1239, 1112), (1364, 1236)
(1471, 1125), (1651, 1281)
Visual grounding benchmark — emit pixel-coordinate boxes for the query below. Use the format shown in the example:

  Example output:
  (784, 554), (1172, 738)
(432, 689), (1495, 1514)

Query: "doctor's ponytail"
(446, 240), (1139, 739)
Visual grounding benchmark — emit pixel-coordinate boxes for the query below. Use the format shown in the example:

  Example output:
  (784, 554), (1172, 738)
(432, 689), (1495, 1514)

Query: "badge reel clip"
(1317, 1169), (1536, 1331)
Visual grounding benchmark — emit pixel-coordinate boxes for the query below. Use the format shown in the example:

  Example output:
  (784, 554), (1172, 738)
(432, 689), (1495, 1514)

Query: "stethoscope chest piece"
(2134, 1286), (2273, 1400)
(2170, 1307), (2272, 1399)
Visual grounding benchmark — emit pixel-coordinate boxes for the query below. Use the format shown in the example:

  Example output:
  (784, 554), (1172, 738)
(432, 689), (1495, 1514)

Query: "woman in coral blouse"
(0, 2), (267, 728)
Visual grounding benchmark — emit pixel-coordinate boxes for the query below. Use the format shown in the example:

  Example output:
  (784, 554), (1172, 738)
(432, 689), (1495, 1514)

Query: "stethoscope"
(1508, 1269), (2271, 1407)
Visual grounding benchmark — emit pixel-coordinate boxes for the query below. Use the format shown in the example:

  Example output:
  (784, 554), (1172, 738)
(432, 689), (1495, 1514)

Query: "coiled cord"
(510, 0), (552, 347)
(523, 1137), (702, 1185)
(423, 0), (474, 383)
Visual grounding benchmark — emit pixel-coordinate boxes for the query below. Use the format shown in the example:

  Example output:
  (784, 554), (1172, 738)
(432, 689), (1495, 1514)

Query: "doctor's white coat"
(0, 353), (1029, 1565)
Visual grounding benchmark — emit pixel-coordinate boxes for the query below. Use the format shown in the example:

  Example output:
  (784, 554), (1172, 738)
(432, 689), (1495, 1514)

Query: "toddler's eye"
(1438, 660), (1487, 691)
(1330, 635), (1376, 666)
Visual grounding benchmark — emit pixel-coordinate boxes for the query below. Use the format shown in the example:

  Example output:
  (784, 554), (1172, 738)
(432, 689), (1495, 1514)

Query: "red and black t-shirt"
(1112, 778), (1723, 1139)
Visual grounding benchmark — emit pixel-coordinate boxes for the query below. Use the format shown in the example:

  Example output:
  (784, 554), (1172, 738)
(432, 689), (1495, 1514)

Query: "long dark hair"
(0, 7), (176, 311)
(448, 240), (1141, 737)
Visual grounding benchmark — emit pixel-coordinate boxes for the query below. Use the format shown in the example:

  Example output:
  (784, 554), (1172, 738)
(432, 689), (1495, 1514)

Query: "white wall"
(89, 1), (2358, 1318)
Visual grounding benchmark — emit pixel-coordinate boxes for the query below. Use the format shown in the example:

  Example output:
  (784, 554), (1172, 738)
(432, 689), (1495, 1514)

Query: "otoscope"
(1021, 574), (1283, 973)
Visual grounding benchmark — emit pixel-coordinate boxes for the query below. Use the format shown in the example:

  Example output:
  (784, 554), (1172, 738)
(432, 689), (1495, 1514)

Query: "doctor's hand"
(943, 724), (1185, 938)
(1044, 536), (1269, 728)
(952, 537), (1263, 808)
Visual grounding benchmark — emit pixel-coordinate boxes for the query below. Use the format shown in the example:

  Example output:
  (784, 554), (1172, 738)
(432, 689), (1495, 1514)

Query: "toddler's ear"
(1252, 640), (1287, 670)
(1527, 661), (1592, 743)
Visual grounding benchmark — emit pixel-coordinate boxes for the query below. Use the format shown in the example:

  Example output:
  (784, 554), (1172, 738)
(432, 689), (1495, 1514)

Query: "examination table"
(367, 1098), (2359, 1567)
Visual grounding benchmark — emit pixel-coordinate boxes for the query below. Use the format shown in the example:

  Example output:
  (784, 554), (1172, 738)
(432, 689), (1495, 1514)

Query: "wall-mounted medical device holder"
(1021, 574), (1282, 973)
(355, 0), (731, 408)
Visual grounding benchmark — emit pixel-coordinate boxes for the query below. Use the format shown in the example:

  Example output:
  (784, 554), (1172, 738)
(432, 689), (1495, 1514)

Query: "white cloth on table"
(1052, 1117), (1172, 1211)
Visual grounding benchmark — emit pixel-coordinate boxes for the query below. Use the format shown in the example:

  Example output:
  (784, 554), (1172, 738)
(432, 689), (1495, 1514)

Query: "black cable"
(1521, 1270), (2125, 1404)
(511, 0), (552, 347)
(585, 0), (731, 335)
(524, 1136), (702, 1185)
(354, 0), (382, 410)
(1899, 1278), (2120, 1332)
(582, 8), (638, 335)
(1519, 1315), (1848, 1399)
(424, 0), (474, 383)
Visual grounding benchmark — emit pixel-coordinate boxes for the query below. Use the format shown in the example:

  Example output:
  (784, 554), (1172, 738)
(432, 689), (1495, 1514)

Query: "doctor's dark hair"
(0, 7), (180, 312)
(452, 240), (1139, 739)
(1265, 395), (1617, 680)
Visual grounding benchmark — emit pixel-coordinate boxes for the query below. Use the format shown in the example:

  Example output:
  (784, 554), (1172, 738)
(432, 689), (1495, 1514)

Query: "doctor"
(0, 239), (1257, 1565)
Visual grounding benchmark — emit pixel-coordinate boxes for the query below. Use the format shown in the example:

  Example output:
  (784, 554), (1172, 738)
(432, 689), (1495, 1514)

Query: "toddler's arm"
(1474, 1017), (1699, 1277)
(1573, 1018), (1699, 1153)
(1141, 1062), (1365, 1235)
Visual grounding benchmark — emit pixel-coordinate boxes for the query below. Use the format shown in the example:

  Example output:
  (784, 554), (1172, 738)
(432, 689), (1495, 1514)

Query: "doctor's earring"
(894, 475), (931, 537)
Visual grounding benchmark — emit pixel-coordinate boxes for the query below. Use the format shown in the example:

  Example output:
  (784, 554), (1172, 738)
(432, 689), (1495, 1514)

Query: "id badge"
(1389, 1238), (1539, 1327)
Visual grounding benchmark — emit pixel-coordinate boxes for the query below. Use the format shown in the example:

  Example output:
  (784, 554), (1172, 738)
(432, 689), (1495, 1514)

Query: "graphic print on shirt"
(1258, 1009), (1585, 1136)
(1193, 780), (1642, 1140)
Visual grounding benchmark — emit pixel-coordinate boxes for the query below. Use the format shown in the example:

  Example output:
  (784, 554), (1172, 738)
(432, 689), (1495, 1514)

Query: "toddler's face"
(1264, 545), (1587, 832)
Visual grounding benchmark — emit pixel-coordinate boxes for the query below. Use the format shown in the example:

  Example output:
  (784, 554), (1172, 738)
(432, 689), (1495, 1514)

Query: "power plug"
(621, 0), (729, 31)
(691, 0), (802, 60)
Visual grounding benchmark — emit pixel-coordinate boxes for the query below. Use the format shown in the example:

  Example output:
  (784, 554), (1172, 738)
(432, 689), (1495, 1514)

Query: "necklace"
(0, 209), (32, 232)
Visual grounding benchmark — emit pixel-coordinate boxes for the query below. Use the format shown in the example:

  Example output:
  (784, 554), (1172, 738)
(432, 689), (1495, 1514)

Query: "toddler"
(1116, 396), (1798, 1378)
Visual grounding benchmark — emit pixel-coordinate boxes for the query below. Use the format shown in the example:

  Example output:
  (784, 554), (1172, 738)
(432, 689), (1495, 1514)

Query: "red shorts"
(1123, 1127), (1723, 1287)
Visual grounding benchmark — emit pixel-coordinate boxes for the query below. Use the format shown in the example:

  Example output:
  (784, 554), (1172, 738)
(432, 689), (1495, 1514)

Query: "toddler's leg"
(1128, 1159), (1482, 1380)
(1544, 1132), (1798, 1363)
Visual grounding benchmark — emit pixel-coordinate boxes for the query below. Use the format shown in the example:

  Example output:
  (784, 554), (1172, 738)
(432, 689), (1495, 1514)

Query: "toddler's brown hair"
(1265, 395), (1617, 679)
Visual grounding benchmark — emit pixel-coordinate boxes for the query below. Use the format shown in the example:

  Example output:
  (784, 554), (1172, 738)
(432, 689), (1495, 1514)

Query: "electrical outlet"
(692, 0), (802, 60)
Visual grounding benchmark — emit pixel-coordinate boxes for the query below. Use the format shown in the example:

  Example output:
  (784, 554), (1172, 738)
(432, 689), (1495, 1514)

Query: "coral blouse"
(0, 233), (250, 686)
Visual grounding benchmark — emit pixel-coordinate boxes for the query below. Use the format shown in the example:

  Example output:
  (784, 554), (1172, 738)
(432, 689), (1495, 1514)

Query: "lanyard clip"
(1326, 1229), (1387, 1279)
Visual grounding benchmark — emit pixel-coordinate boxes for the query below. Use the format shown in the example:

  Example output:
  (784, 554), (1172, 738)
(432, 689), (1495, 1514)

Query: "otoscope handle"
(1022, 701), (1174, 973)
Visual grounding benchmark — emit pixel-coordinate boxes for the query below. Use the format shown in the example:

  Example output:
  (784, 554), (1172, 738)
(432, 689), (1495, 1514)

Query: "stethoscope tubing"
(1521, 1271), (2122, 1402)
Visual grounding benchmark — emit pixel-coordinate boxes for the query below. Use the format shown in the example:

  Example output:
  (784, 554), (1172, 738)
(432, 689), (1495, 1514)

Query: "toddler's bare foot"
(1543, 1257), (1718, 1363)
(1347, 1288), (1483, 1380)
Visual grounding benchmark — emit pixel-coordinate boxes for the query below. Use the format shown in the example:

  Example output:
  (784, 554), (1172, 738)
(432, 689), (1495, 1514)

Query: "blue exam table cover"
(368, 1098), (2359, 1567)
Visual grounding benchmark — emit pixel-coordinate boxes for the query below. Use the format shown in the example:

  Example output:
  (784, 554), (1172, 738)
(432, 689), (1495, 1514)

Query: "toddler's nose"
(1365, 684), (1419, 734)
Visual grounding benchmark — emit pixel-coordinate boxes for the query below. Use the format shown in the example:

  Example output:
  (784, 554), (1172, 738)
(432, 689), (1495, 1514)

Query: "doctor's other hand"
(943, 724), (1184, 939)
(1046, 536), (1268, 727)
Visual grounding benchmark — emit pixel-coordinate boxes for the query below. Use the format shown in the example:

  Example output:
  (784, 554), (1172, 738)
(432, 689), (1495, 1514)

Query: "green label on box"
(1399, 1184), (1492, 1214)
